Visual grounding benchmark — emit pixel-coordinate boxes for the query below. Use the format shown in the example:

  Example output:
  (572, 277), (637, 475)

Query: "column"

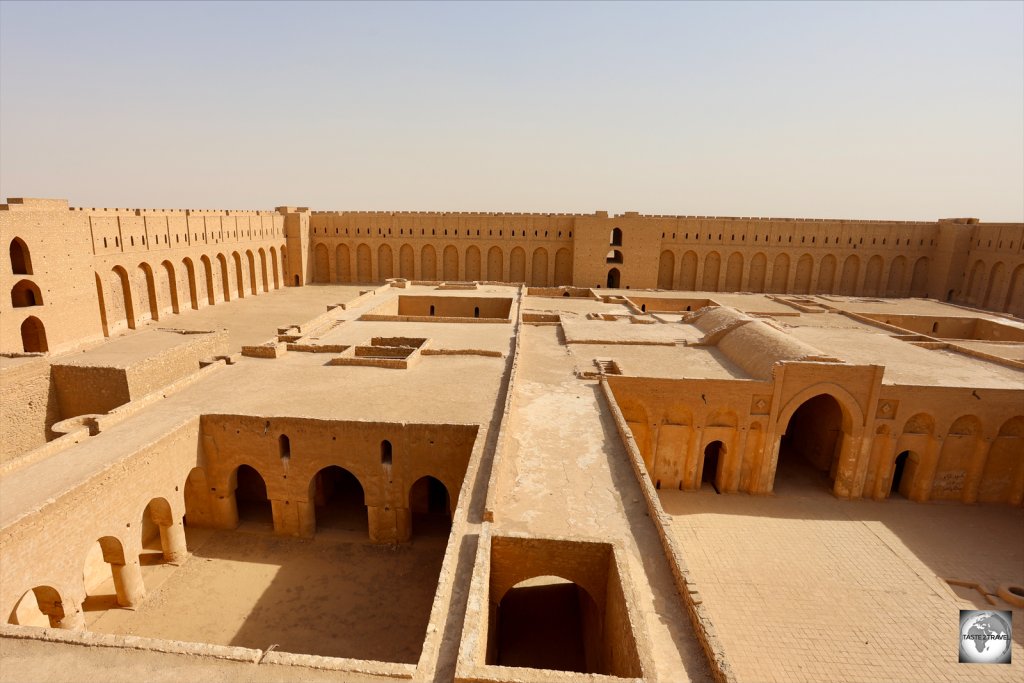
(112, 560), (147, 608)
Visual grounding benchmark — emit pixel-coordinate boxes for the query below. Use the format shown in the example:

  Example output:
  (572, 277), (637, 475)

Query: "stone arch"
(510, 247), (526, 282)
(308, 465), (368, 534)
(258, 248), (269, 292)
(269, 246), (280, 288)
(606, 267), (620, 289)
(932, 415), (983, 501)
(886, 255), (907, 297)
(10, 279), (42, 308)
(465, 245), (482, 281)
(702, 252), (721, 291)
(111, 265), (136, 329)
(378, 244), (394, 280)
(313, 243), (330, 283)
(610, 227), (623, 246)
(863, 255), (883, 297)
(910, 256), (929, 297)
(769, 253), (790, 293)
(95, 273), (109, 337)
(724, 252), (743, 291)
(816, 254), (837, 294)
(399, 244), (415, 279)
(183, 466), (214, 528)
(965, 259), (985, 305)
(531, 247), (549, 286)
(793, 254), (813, 294)
(280, 245), (288, 284)
(978, 416), (1024, 504)
(356, 243), (372, 281)
(700, 440), (725, 492)
(657, 251), (675, 289)
(139, 262), (160, 320)
(772, 386), (863, 494)
(8, 237), (32, 275)
(82, 535), (143, 610)
(679, 251), (698, 291)
(182, 258), (199, 309)
(1004, 264), (1024, 315)
(160, 260), (180, 314)
(983, 261), (1005, 309)
(20, 316), (48, 353)
(7, 586), (66, 628)
(231, 252), (245, 299)
(421, 245), (437, 280)
(335, 244), (351, 282)
(245, 250), (258, 295)
(232, 464), (273, 527)
(139, 497), (187, 565)
(443, 245), (460, 280)
(747, 253), (767, 292)
(839, 255), (859, 294)
(554, 248), (572, 286)
(488, 246), (504, 281)
(902, 412), (935, 435)
(409, 475), (451, 538)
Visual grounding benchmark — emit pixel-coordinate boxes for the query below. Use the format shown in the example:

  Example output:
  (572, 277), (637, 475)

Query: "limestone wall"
(0, 359), (60, 464)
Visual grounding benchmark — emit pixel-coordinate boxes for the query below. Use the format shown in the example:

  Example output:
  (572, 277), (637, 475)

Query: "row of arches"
(656, 250), (931, 298)
(961, 260), (1024, 315)
(312, 243), (573, 287)
(97, 246), (286, 335)
(8, 496), (186, 629)
(624, 389), (1024, 505)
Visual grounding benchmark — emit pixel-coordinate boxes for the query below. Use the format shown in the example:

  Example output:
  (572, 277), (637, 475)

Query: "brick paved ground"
(660, 457), (1023, 683)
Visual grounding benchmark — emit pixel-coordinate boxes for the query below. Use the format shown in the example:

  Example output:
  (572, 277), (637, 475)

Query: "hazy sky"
(1, 1), (1022, 221)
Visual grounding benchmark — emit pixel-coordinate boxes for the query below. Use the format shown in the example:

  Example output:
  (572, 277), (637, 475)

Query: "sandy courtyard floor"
(85, 527), (447, 663)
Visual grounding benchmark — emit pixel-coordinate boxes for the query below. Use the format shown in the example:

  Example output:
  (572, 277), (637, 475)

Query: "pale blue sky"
(1, 1), (1022, 220)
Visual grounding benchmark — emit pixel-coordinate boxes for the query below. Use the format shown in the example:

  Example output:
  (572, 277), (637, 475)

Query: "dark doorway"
(606, 268), (620, 289)
(702, 441), (723, 493)
(294, 274), (300, 286)
(409, 476), (451, 537)
(777, 393), (844, 492)
(20, 316), (47, 353)
(495, 577), (592, 673)
(312, 466), (367, 533)
(235, 465), (273, 527)
(891, 451), (910, 498)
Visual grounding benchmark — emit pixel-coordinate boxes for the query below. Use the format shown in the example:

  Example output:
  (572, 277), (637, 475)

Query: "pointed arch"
(657, 251), (675, 289)
(232, 252), (245, 298)
(138, 262), (160, 321)
(724, 252), (743, 291)
(443, 245), (460, 280)
(510, 247), (526, 282)
(886, 255), (907, 297)
(554, 247), (572, 286)
(863, 255), (883, 297)
(378, 244), (394, 280)
(421, 245), (437, 280)
(679, 251), (698, 290)
(356, 243), (372, 281)
(399, 244), (415, 279)
(269, 246), (280, 289)
(817, 254), (837, 294)
(245, 250), (258, 295)
(335, 244), (351, 282)
(748, 253), (767, 293)
(8, 237), (32, 275)
(910, 256), (929, 297)
(839, 255), (859, 294)
(313, 243), (330, 283)
(258, 248), (269, 292)
(965, 260), (985, 305)
(702, 252), (721, 291)
(160, 260), (180, 314)
(770, 253), (790, 293)
(487, 246), (504, 281)
(465, 245), (482, 281)
(20, 316), (48, 353)
(983, 261), (1005, 309)
(216, 253), (231, 301)
(10, 279), (42, 308)
(182, 258), (199, 309)
(793, 254), (813, 294)
(530, 247), (548, 286)
(1004, 264), (1024, 315)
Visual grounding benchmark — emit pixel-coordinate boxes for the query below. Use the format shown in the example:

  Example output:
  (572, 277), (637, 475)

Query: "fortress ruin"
(0, 197), (1022, 682)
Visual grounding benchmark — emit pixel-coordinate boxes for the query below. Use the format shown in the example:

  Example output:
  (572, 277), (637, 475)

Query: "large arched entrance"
(701, 441), (724, 493)
(409, 475), (451, 537)
(890, 450), (914, 499)
(776, 394), (846, 493)
(606, 268), (620, 289)
(310, 466), (368, 535)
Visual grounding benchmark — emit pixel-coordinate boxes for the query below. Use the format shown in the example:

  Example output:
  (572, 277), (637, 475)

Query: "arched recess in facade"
(979, 416), (1024, 504)
(258, 248), (269, 292)
(159, 260), (180, 315)
(702, 252), (721, 291)
(817, 254), (837, 294)
(182, 257), (200, 309)
(313, 243), (330, 283)
(81, 535), (145, 612)
(269, 246), (280, 289)
(231, 252), (245, 298)
(510, 247), (526, 282)
(139, 497), (187, 566)
(746, 252), (766, 292)
(7, 586), (71, 629)
(465, 245), (482, 281)
(839, 255), (859, 294)
(399, 244), (415, 279)
(378, 244), (394, 280)
(770, 253), (789, 292)
(1004, 264), (1024, 315)
(909, 256), (929, 297)
(487, 246), (504, 281)
(109, 265), (135, 330)
(10, 279), (42, 308)
(794, 254), (813, 294)
(216, 253), (231, 301)
(245, 250), (258, 295)
(200, 255), (216, 305)
(308, 465), (368, 534)
(606, 267), (620, 289)
(554, 248), (572, 286)
(443, 245), (459, 281)
(95, 273), (110, 337)
(531, 247), (548, 286)
(724, 252), (743, 291)
(20, 316), (48, 353)
(409, 475), (452, 538)
(139, 262), (160, 321)
(769, 386), (864, 496)
(421, 244), (437, 280)
(9, 237), (32, 275)
(887, 255), (907, 296)
(356, 243), (372, 282)
(335, 244), (351, 282)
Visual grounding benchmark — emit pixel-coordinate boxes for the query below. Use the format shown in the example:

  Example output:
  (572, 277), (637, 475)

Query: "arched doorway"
(776, 394), (846, 492)
(234, 464), (273, 528)
(10, 280), (42, 307)
(493, 575), (598, 673)
(20, 316), (47, 352)
(310, 466), (367, 534)
(890, 450), (912, 498)
(409, 475), (451, 537)
(82, 536), (143, 615)
(139, 498), (187, 567)
(9, 237), (32, 274)
(606, 268), (620, 289)
(8, 586), (64, 628)
(701, 441), (723, 493)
